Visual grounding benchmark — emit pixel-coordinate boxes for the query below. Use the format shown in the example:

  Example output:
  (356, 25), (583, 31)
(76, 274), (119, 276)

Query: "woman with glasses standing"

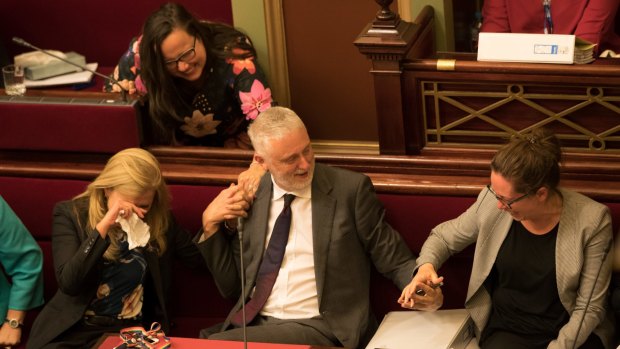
(399, 128), (614, 349)
(106, 2), (274, 149)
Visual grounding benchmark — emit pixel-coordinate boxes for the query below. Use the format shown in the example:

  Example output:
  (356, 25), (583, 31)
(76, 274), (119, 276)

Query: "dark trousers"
(202, 316), (340, 347)
(480, 330), (604, 349)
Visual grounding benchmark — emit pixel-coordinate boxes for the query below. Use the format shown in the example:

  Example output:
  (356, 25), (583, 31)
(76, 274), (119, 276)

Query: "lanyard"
(543, 0), (553, 34)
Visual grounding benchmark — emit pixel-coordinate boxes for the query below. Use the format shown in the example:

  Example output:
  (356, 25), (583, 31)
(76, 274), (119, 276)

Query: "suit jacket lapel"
(311, 165), (335, 304)
(465, 206), (512, 334)
(555, 189), (578, 305)
(245, 174), (273, 293)
(468, 209), (512, 300)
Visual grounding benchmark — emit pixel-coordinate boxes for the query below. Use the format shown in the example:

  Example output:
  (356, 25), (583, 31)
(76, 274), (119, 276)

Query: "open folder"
(477, 33), (596, 64)
(365, 309), (476, 349)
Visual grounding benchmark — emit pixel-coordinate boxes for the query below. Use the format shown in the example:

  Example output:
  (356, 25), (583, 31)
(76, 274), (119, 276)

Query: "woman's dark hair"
(139, 2), (256, 142)
(490, 127), (562, 194)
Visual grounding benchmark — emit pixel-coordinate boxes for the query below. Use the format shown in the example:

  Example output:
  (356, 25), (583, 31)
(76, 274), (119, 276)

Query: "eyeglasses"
(164, 36), (197, 69)
(486, 185), (530, 210)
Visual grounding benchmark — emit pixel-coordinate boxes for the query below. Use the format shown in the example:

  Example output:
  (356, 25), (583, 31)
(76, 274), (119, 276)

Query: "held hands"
(199, 162), (263, 239)
(398, 263), (444, 311)
(201, 183), (251, 239)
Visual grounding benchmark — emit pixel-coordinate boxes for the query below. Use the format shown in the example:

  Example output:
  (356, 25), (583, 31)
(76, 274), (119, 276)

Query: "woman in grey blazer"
(401, 128), (614, 349)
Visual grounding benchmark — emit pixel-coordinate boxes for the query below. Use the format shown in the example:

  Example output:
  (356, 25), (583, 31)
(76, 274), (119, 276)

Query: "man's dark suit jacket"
(27, 198), (205, 349)
(199, 163), (416, 348)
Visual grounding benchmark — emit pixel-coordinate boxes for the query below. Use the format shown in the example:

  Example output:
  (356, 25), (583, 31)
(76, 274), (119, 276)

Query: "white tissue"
(115, 212), (150, 250)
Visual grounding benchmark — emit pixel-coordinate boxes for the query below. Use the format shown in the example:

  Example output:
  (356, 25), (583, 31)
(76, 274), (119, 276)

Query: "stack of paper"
(574, 38), (596, 64)
(25, 63), (98, 88)
(15, 50), (87, 80)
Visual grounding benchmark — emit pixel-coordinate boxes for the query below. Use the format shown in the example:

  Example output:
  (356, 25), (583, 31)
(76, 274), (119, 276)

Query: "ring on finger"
(119, 209), (126, 216)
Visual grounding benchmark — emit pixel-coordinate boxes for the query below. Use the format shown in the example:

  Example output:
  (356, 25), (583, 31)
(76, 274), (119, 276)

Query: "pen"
(415, 281), (443, 296)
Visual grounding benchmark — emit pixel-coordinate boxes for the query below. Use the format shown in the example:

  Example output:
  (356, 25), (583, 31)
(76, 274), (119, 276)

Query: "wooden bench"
(1, 150), (618, 345)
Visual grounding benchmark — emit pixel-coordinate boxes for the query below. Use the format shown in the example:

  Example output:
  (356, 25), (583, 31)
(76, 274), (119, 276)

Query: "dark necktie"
(231, 193), (296, 326)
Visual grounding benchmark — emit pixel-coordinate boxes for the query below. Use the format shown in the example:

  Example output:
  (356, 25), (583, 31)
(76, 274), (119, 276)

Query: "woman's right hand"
(110, 79), (137, 95)
(95, 199), (146, 238)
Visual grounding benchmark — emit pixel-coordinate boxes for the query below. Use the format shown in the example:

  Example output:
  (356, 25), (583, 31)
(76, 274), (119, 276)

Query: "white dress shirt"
(259, 180), (320, 319)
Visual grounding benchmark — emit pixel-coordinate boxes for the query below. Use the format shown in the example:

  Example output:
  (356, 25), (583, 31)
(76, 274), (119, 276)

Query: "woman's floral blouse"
(105, 33), (273, 148)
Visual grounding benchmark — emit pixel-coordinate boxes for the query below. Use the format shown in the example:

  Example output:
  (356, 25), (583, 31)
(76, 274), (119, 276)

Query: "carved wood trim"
(264, 0), (291, 107)
(1, 149), (618, 201)
(355, 5), (435, 154)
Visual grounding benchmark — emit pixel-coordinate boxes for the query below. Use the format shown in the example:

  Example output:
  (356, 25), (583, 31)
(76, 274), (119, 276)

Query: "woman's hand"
(0, 324), (21, 348)
(398, 263), (444, 311)
(0, 309), (25, 347)
(237, 161), (265, 199)
(201, 184), (251, 239)
(110, 79), (137, 95)
(0, 322), (22, 348)
(95, 198), (146, 238)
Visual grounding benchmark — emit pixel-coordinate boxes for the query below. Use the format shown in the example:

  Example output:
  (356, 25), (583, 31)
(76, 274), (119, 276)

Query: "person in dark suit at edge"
(196, 106), (443, 348)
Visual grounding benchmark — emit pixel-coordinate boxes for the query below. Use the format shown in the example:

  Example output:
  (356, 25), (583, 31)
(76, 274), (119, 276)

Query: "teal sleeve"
(0, 195), (45, 317)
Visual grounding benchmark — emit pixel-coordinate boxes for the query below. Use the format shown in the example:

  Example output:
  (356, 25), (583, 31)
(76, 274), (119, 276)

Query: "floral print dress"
(105, 34), (273, 148)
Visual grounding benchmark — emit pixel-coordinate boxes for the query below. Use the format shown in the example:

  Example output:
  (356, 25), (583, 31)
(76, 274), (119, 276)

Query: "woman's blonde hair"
(75, 148), (170, 260)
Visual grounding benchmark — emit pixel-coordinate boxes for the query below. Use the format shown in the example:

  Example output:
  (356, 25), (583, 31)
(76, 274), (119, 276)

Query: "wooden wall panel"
(282, 0), (380, 142)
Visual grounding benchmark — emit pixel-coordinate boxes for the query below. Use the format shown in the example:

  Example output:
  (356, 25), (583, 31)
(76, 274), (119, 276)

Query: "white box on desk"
(477, 32), (576, 64)
(365, 309), (475, 349)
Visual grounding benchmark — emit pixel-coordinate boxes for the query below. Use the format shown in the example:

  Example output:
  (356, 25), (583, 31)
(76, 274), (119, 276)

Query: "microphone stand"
(237, 217), (248, 349)
(11, 37), (128, 102)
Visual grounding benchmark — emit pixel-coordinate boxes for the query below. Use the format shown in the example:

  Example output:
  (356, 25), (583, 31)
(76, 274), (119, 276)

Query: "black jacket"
(27, 198), (205, 348)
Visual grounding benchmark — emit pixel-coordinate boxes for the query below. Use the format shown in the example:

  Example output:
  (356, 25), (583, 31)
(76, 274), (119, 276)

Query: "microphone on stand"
(11, 37), (129, 102)
(571, 237), (613, 349)
(237, 216), (248, 349)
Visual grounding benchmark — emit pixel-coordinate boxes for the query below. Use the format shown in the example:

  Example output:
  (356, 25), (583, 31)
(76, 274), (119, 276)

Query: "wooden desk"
(0, 88), (143, 153)
(0, 87), (137, 104)
(93, 333), (344, 349)
(352, 4), (620, 203)
(355, 5), (620, 156)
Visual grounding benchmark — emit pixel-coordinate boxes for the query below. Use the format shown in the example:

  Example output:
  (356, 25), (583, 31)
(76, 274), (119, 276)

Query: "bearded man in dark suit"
(197, 106), (443, 348)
